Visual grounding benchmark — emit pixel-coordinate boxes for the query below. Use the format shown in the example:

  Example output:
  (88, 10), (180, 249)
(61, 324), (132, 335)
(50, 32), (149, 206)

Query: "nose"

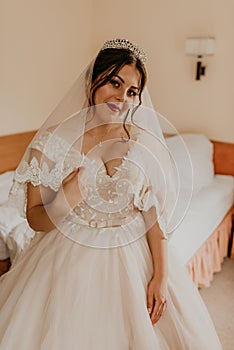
(116, 89), (128, 102)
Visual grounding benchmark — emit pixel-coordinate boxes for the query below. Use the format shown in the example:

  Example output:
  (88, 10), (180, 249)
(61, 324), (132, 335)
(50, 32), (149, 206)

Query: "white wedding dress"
(0, 131), (222, 349)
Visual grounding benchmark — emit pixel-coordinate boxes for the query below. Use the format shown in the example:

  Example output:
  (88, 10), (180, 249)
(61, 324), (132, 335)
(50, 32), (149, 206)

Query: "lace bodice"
(10, 130), (166, 237)
(68, 153), (139, 225)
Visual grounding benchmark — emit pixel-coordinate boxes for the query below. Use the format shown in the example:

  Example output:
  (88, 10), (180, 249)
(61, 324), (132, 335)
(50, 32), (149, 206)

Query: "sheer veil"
(8, 40), (192, 242)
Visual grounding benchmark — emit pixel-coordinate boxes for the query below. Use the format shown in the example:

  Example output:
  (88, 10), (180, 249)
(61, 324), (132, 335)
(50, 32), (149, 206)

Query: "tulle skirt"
(0, 226), (222, 349)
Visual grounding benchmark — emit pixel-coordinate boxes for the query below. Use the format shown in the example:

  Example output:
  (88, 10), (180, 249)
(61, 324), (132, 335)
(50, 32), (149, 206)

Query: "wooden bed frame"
(0, 130), (37, 173)
(0, 130), (233, 176)
(0, 131), (233, 280)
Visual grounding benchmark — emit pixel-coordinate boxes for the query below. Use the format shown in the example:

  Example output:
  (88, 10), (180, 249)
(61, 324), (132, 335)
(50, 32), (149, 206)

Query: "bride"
(0, 39), (222, 349)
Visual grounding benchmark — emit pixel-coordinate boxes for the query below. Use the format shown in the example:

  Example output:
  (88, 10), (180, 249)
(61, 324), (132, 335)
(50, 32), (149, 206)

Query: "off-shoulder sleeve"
(14, 156), (66, 192)
(8, 130), (82, 217)
(133, 171), (167, 238)
(14, 130), (81, 192)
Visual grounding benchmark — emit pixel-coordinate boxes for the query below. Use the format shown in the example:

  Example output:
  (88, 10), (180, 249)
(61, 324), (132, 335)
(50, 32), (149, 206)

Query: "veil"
(8, 41), (193, 245)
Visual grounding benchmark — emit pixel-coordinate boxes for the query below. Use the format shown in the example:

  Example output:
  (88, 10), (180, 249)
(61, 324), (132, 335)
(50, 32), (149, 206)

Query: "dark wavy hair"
(88, 48), (147, 140)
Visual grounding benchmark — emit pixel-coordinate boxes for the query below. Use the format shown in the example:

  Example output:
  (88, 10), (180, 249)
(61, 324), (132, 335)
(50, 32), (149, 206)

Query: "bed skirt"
(186, 205), (234, 288)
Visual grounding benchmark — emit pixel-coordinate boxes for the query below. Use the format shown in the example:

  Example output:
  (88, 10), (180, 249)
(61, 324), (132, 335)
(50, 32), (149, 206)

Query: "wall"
(0, 0), (93, 135)
(92, 0), (234, 142)
(1, 0), (233, 142)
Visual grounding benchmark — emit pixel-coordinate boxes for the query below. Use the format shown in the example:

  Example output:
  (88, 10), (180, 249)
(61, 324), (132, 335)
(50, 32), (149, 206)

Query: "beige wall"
(0, 0), (93, 135)
(1, 0), (233, 142)
(92, 0), (234, 142)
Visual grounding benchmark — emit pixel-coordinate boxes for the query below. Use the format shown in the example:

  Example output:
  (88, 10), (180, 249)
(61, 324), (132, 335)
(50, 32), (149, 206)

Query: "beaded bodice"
(69, 153), (138, 225)
(12, 130), (164, 237)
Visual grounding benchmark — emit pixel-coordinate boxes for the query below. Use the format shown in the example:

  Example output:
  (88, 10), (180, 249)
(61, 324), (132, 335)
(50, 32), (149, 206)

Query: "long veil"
(8, 47), (193, 245)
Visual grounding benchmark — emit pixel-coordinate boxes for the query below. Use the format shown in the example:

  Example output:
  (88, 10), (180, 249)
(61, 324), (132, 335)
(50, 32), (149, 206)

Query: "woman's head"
(88, 43), (147, 108)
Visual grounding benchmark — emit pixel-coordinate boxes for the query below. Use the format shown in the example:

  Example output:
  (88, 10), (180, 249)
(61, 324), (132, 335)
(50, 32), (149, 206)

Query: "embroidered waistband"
(68, 213), (138, 228)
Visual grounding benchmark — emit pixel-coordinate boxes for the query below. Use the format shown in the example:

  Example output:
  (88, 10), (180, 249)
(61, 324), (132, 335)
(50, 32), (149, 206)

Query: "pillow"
(7, 221), (35, 263)
(0, 205), (25, 241)
(166, 133), (214, 190)
(0, 171), (14, 205)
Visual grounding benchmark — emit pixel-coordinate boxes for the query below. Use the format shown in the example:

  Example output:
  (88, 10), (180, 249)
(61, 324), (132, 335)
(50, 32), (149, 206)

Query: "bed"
(0, 130), (233, 287)
(166, 134), (234, 287)
(0, 131), (36, 274)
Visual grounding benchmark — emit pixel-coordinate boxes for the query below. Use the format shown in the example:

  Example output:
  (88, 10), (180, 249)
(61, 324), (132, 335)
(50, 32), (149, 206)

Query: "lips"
(107, 103), (121, 113)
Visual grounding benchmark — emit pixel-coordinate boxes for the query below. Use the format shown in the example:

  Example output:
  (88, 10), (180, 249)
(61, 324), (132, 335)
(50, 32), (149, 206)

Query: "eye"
(110, 79), (120, 88)
(127, 89), (138, 97)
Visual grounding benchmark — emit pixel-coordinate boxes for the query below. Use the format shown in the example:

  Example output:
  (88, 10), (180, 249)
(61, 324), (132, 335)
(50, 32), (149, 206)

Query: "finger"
(146, 289), (154, 315)
(150, 299), (160, 322)
(160, 302), (167, 316)
(156, 300), (167, 316)
(64, 169), (78, 181)
(152, 313), (161, 325)
(63, 168), (79, 184)
(152, 301), (167, 324)
(151, 298), (166, 321)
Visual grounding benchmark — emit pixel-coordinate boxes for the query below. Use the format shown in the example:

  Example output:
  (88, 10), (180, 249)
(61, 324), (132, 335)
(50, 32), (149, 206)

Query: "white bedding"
(0, 171), (14, 205)
(0, 171), (35, 261)
(0, 205), (34, 261)
(169, 175), (234, 265)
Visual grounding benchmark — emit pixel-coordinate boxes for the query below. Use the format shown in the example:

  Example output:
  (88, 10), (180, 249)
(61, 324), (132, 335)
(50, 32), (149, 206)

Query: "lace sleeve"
(133, 171), (167, 238)
(8, 130), (81, 218)
(15, 155), (64, 192)
(14, 130), (80, 191)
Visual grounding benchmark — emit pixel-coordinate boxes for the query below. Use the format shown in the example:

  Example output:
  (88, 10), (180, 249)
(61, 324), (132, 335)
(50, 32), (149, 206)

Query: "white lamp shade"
(186, 37), (215, 56)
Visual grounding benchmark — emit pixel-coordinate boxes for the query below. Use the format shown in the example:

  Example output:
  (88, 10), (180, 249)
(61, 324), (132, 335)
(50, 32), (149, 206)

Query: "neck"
(86, 122), (121, 137)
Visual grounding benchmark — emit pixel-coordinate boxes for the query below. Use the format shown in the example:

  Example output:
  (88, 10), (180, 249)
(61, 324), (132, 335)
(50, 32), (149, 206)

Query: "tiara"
(101, 39), (146, 64)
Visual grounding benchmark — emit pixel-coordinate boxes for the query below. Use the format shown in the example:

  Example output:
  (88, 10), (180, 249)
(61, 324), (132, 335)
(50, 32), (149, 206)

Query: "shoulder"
(30, 125), (77, 164)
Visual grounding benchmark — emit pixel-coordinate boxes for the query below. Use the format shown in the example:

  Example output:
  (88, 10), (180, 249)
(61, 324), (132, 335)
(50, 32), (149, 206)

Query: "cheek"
(93, 86), (109, 104)
(93, 89), (102, 105)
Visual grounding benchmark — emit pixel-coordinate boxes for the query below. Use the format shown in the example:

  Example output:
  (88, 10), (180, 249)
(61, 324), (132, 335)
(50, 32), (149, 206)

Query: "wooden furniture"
(211, 140), (234, 177)
(0, 130), (37, 174)
(229, 212), (234, 259)
(0, 131), (233, 176)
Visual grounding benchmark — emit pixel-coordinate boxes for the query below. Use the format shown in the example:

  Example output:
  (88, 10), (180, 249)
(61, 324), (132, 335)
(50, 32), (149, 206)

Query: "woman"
(0, 39), (222, 349)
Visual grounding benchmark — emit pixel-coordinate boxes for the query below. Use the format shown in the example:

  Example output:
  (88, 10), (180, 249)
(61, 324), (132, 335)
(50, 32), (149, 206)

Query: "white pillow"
(0, 205), (25, 240)
(0, 171), (14, 205)
(166, 133), (214, 190)
(0, 204), (26, 260)
(7, 221), (35, 263)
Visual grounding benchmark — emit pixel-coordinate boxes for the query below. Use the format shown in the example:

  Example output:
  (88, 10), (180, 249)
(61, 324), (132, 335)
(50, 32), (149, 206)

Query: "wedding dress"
(0, 130), (222, 350)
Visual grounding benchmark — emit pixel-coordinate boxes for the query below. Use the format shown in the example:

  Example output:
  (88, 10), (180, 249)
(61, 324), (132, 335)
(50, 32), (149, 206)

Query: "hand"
(146, 277), (168, 325)
(55, 166), (88, 210)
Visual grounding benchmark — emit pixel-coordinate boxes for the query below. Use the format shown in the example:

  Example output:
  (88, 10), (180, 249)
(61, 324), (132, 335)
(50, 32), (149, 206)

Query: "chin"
(94, 104), (124, 124)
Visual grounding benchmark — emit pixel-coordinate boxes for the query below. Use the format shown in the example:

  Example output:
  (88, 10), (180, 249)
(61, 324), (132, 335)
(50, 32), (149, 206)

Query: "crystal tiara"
(101, 39), (146, 64)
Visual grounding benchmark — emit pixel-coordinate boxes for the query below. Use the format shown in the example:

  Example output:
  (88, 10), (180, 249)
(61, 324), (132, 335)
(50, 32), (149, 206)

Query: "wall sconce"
(186, 37), (215, 80)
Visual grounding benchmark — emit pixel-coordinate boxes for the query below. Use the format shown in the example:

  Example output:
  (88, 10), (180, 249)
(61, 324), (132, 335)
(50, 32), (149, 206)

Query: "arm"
(143, 206), (168, 325)
(26, 168), (82, 233)
(26, 184), (66, 233)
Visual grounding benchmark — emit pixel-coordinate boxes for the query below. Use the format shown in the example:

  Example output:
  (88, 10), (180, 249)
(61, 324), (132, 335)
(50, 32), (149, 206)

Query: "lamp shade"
(186, 37), (215, 56)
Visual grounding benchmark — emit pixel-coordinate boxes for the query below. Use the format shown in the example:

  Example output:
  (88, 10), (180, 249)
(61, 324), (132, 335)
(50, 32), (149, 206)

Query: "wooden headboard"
(211, 140), (234, 176)
(0, 131), (233, 176)
(0, 130), (37, 173)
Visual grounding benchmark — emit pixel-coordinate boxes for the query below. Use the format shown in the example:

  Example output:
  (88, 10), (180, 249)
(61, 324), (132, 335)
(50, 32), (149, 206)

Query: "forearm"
(143, 207), (168, 282)
(146, 224), (168, 282)
(26, 194), (71, 233)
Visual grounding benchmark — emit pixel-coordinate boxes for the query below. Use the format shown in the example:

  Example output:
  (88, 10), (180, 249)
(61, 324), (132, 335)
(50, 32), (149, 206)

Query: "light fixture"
(186, 37), (215, 80)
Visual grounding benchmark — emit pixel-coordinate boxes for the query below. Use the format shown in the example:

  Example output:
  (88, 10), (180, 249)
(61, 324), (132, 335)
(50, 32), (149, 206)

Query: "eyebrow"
(116, 75), (140, 91)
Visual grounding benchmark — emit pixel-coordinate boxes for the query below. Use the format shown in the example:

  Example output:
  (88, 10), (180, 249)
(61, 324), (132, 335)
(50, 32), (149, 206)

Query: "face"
(93, 64), (141, 122)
